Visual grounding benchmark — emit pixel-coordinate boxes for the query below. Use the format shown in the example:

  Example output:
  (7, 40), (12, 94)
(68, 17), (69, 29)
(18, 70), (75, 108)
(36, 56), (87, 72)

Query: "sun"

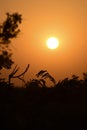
(46, 37), (59, 50)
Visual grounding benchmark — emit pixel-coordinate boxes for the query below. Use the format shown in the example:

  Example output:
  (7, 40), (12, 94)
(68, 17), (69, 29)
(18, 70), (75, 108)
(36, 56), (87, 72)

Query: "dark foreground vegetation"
(0, 12), (87, 129)
(0, 74), (87, 130)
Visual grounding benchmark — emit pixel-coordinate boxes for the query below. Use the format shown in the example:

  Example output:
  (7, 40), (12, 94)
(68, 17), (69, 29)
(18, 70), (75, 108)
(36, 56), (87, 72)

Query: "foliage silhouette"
(36, 70), (56, 84)
(0, 12), (22, 70)
(9, 64), (30, 85)
(26, 70), (56, 88)
(83, 72), (87, 81)
(0, 73), (87, 129)
(0, 12), (22, 43)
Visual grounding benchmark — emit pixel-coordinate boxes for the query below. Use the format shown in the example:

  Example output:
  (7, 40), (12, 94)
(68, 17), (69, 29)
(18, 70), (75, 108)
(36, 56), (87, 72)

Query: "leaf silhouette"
(39, 78), (46, 87)
(36, 70), (47, 77)
(36, 70), (56, 85)
(47, 74), (56, 84)
(42, 72), (49, 78)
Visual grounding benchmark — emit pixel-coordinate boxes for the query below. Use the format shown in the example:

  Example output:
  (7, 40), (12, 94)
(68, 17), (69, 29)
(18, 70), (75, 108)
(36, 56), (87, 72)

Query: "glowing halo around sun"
(46, 37), (59, 50)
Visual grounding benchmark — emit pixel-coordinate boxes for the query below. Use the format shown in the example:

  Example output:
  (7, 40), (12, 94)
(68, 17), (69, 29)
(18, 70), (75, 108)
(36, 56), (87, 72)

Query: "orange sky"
(0, 0), (87, 86)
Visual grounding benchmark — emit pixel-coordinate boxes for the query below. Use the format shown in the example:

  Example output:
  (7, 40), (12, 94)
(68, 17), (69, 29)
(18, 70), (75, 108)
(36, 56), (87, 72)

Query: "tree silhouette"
(0, 12), (22, 70)
(9, 64), (30, 85)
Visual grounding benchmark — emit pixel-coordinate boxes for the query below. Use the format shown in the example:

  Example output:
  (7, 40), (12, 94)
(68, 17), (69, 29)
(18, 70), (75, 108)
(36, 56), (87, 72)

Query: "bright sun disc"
(46, 37), (59, 49)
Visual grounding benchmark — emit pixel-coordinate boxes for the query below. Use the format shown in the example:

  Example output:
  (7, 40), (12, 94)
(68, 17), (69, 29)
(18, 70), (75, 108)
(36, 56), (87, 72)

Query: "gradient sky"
(0, 0), (87, 85)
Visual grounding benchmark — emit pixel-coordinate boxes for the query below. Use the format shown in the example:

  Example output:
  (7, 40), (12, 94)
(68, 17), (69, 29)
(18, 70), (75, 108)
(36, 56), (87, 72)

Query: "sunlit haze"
(0, 0), (87, 86)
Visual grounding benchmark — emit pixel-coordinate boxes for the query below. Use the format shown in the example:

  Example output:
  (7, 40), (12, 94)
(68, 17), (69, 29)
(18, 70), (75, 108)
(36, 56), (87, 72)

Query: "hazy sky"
(0, 0), (87, 85)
